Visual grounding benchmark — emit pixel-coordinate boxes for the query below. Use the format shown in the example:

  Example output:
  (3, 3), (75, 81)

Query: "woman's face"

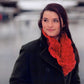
(42, 10), (63, 38)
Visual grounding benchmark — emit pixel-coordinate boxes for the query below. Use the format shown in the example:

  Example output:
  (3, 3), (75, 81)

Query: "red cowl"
(42, 29), (76, 76)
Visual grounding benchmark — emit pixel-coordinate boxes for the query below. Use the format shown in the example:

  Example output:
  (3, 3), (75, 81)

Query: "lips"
(47, 29), (55, 31)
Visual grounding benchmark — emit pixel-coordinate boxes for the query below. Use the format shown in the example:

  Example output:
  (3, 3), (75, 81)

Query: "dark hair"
(38, 3), (71, 38)
(38, 3), (79, 62)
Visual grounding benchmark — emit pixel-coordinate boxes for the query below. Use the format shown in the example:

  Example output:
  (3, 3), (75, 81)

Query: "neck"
(50, 35), (60, 41)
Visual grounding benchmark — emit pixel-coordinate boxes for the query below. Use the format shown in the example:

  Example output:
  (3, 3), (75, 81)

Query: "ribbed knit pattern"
(42, 29), (76, 76)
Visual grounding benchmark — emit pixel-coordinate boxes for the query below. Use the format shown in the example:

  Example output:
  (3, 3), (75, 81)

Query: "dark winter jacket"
(9, 34), (80, 84)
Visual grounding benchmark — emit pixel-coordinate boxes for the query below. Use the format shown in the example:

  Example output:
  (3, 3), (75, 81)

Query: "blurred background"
(0, 0), (84, 84)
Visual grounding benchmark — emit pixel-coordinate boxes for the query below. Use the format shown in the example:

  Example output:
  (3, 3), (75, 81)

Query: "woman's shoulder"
(21, 38), (41, 51)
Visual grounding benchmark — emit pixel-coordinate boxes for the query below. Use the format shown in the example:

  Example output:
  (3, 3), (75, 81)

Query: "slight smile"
(47, 29), (55, 32)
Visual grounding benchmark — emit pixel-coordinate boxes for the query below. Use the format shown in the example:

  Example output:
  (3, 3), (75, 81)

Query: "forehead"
(43, 10), (59, 18)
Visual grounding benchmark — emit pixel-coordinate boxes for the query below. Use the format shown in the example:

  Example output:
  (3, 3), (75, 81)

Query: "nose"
(48, 21), (53, 28)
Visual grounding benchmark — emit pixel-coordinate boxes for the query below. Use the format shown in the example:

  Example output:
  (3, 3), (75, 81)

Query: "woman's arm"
(70, 63), (80, 84)
(70, 43), (80, 84)
(9, 46), (32, 84)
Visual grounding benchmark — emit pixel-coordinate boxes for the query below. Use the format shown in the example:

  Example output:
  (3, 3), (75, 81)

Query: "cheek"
(42, 22), (46, 29)
(42, 21), (44, 28)
(54, 24), (61, 33)
(54, 23), (60, 29)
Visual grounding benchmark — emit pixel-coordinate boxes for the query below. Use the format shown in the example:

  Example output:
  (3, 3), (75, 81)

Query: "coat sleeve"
(70, 62), (80, 84)
(9, 46), (32, 84)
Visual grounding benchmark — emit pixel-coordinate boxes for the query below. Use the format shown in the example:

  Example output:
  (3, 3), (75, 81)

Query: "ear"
(63, 24), (65, 28)
(61, 23), (65, 28)
(61, 18), (65, 28)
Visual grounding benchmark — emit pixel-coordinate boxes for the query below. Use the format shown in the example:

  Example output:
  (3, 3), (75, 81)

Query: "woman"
(9, 3), (80, 84)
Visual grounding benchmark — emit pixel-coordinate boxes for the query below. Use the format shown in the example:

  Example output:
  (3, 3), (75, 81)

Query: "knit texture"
(42, 29), (76, 76)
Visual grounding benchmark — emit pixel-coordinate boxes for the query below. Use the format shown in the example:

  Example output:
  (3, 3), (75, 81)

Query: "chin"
(48, 34), (56, 37)
(48, 33), (59, 38)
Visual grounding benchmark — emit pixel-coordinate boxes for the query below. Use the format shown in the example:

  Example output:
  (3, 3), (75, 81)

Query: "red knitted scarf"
(42, 29), (76, 76)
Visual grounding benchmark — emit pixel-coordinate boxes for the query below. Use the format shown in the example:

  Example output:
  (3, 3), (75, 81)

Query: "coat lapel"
(40, 47), (63, 73)
(39, 33), (63, 73)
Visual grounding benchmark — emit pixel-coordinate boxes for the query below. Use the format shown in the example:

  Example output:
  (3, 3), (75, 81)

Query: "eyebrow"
(42, 17), (59, 19)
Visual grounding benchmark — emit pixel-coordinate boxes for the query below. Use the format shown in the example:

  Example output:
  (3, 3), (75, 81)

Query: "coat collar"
(39, 33), (63, 73)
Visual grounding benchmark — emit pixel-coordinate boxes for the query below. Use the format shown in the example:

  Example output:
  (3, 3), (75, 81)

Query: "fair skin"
(42, 10), (64, 40)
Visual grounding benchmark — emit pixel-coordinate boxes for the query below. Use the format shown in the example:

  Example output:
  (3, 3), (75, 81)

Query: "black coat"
(9, 35), (80, 84)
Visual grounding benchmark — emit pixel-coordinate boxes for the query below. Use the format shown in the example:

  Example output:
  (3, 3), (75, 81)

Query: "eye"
(42, 18), (48, 22)
(53, 19), (59, 22)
